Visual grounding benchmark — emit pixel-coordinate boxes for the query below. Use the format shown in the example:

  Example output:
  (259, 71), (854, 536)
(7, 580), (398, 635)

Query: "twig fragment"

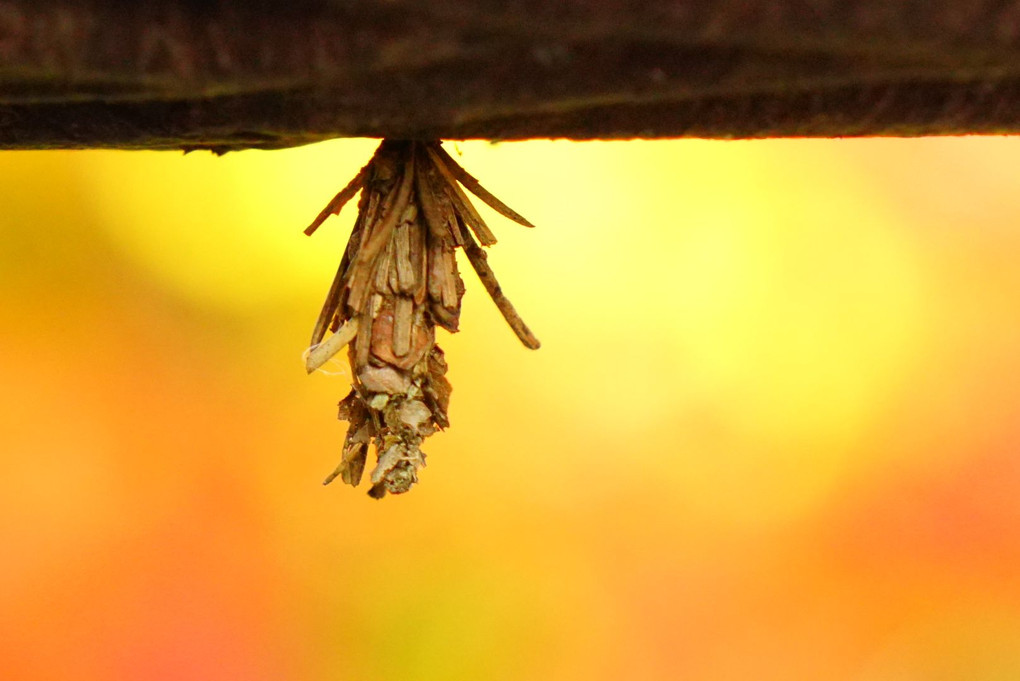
(426, 145), (498, 246)
(457, 220), (541, 350)
(305, 318), (360, 373)
(430, 144), (535, 228)
(304, 163), (369, 236)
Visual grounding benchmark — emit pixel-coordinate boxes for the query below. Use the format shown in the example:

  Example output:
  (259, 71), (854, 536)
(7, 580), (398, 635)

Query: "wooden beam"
(2, 1), (1020, 150)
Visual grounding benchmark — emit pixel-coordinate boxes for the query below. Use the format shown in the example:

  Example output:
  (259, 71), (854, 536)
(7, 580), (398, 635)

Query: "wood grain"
(2, 1), (1020, 149)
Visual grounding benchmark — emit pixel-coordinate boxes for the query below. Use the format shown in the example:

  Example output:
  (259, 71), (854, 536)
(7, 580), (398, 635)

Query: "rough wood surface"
(3, 1), (1020, 150)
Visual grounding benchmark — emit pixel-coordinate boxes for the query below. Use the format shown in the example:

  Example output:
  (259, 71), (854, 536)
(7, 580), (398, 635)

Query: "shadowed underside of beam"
(3, 0), (1020, 150)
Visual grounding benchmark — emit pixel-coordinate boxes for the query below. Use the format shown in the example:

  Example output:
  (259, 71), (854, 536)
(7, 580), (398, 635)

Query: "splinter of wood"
(305, 318), (360, 373)
(305, 163), (369, 236)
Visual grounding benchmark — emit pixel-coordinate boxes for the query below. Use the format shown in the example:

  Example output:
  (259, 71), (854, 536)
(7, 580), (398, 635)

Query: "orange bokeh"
(1, 138), (1018, 680)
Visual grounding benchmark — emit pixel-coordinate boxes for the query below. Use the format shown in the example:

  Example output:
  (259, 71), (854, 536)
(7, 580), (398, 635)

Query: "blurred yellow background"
(1, 137), (1018, 680)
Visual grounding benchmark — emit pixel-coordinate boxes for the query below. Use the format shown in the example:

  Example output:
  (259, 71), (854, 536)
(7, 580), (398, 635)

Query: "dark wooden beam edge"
(3, 0), (1020, 150)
